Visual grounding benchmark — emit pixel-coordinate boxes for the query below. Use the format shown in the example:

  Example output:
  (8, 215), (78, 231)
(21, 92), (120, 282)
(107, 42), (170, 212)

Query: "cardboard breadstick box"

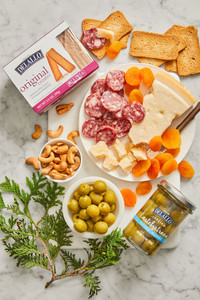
(3, 21), (99, 114)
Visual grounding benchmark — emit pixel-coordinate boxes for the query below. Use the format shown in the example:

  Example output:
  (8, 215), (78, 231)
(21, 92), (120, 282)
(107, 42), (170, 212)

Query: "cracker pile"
(82, 11), (133, 59)
(129, 25), (200, 76)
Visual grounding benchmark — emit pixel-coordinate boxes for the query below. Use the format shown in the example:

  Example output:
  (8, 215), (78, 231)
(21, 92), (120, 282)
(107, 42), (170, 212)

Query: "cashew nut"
(41, 162), (54, 175)
(54, 157), (61, 164)
(56, 103), (74, 115)
(60, 154), (67, 162)
(54, 144), (69, 154)
(38, 151), (55, 163)
(64, 167), (75, 176)
(41, 144), (52, 158)
(49, 169), (68, 180)
(25, 157), (40, 170)
(66, 146), (78, 164)
(46, 125), (63, 139)
(67, 130), (79, 144)
(56, 142), (64, 146)
(68, 156), (81, 171)
(32, 124), (42, 139)
(53, 161), (67, 172)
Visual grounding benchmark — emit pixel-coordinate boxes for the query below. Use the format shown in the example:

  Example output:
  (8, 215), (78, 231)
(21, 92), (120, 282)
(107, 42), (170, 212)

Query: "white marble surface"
(0, 0), (200, 299)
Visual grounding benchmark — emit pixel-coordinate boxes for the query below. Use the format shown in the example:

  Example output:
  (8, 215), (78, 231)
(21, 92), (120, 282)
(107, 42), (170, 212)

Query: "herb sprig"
(0, 173), (129, 298)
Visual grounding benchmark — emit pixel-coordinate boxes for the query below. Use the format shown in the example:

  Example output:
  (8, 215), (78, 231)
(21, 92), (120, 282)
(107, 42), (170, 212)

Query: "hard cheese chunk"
(128, 73), (196, 145)
(89, 141), (109, 158)
(113, 139), (127, 159)
(103, 152), (118, 170)
(119, 152), (137, 174)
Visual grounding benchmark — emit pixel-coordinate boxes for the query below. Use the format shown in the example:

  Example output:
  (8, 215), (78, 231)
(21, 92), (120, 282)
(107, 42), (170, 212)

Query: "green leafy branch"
(0, 173), (129, 298)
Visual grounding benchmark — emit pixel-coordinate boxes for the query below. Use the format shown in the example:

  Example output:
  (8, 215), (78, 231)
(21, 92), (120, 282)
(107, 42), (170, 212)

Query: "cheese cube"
(131, 147), (147, 161)
(89, 141), (109, 159)
(103, 153), (118, 170)
(113, 139), (127, 159)
(119, 153), (137, 174)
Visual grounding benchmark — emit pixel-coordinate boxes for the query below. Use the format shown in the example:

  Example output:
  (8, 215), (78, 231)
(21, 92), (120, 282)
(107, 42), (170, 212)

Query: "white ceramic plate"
(79, 63), (196, 182)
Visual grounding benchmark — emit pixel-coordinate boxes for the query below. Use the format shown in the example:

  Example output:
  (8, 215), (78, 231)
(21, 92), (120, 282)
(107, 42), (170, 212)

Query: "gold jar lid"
(158, 180), (196, 214)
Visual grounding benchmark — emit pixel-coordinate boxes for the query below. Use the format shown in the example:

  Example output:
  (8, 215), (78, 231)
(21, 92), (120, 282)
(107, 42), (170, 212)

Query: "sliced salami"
(112, 118), (132, 138)
(101, 118), (115, 126)
(114, 98), (128, 119)
(103, 110), (116, 120)
(81, 28), (106, 50)
(82, 118), (102, 138)
(85, 93), (106, 118)
(122, 102), (145, 123)
(91, 79), (107, 95)
(106, 70), (125, 91)
(101, 91), (123, 112)
(106, 86), (124, 97)
(96, 125), (117, 146)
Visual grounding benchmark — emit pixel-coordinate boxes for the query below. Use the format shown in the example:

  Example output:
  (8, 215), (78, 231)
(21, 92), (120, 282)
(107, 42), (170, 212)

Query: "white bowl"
(39, 138), (82, 183)
(62, 176), (125, 239)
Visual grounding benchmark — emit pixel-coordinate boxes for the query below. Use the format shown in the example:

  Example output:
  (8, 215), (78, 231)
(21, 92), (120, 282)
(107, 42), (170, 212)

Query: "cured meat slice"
(101, 91), (123, 112)
(102, 118), (115, 126)
(106, 86), (124, 97)
(96, 125), (117, 146)
(85, 93), (106, 118)
(103, 110), (116, 120)
(106, 70), (125, 91)
(112, 118), (132, 138)
(81, 28), (106, 50)
(82, 118), (102, 138)
(122, 102), (145, 123)
(91, 79), (107, 95)
(114, 98), (129, 119)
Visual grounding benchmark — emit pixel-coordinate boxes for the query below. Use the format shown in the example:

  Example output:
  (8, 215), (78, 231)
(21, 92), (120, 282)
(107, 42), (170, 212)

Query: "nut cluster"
(38, 142), (81, 180)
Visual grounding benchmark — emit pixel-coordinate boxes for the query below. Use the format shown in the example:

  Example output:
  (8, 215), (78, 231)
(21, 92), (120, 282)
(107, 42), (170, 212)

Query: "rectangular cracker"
(82, 11), (133, 59)
(175, 26), (200, 76)
(129, 31), (180, 60)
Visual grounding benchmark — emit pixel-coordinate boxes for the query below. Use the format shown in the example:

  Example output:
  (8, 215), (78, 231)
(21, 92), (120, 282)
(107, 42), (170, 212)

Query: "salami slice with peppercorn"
(122, 102), (145, 123)
(101, 91), (123, 112)
(112, 118), (132, 138)
(85, 93), (106, 118)
(82, 118), (102, 138)
(106, 70), (125, 91)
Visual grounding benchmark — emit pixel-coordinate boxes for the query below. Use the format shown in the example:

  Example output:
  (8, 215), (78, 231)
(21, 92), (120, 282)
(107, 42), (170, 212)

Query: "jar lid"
(158, 180), (196, 213)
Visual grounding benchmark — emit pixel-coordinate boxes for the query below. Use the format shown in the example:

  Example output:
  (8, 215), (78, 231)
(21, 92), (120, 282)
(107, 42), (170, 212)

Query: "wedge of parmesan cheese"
(89, 141), (108, 158)
(119, 153), (137, 174)
(96, 28), (114, 41)
(131, 147), (147, 161)
(103, 152), (118, 170)
(128, 71), (197, 145)
(113, 139), (127, 159)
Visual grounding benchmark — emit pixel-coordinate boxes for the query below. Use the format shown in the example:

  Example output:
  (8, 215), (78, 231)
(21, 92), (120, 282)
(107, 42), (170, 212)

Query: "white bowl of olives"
(62, 176), (125, 238)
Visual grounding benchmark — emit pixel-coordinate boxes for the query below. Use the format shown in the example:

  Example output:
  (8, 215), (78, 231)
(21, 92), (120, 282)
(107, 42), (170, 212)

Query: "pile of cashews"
(38, 141), (81, 180)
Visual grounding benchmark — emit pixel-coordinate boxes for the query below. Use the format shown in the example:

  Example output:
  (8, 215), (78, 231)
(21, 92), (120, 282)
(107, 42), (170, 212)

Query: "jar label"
(153, 207), (173, 225)
(134, 215), (166, 243)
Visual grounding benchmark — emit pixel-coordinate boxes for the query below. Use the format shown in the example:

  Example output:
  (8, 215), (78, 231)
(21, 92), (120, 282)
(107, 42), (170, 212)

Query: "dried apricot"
(161, 158), (178, 175)
(139, 67), (155, 87)
(121, 189), (137, 207)
(147, 159), (160, 179)
(162, 129), (181, 149)
(132, 159), (151, 177)
(178, 160), (195, 178)
(125, 67), (141, 86)
(155, 152), (174, 168)
(125, 83), (139, 96)
(149, 136), (163, 152)
(129, 89), (143, 104)
(165, 148), (180, 157)
(106, 41), (122, 59)
(136, 181), (152, 195)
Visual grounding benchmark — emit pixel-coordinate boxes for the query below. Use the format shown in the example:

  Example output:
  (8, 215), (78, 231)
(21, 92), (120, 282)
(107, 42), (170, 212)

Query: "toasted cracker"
(138, 57), (166, 67)
(175, 26), (200, 76)
(130, 31), (180, 60)
(82, 11), (133, 59)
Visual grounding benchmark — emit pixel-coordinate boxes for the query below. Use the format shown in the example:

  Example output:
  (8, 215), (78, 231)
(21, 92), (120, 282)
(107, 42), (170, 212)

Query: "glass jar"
(123, 180), (196, 255)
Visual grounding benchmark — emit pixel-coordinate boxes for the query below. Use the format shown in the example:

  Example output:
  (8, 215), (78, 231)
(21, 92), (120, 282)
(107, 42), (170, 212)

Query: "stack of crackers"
(82, 11), (133, 59)
(129, 25), (200, 76)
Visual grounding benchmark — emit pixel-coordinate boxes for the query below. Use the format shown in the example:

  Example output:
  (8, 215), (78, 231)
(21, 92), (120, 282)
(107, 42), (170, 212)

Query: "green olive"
(144, 202), (157, 217)
(79, 208), (90, 220)
(110, 204), (116, 213)
(94, 221), (108, 234)
(170, 209), (183, 221)
(90, 191), (103, 205)
(91, 215), (102, 223)
(142, 239), (157, 254)
(156, 193), (170, 207)
(73, 191), (81, 201)
(74, 219), (87, 233)
(89, 184), (94, 192)
(158, 205), (171, 215)
(79, 195), (91, 208)
(104, 190), (116, 205)
(87, 205), (100, 218)
(67, 199), (80, 214)
(86, 219), (94, 232)
(78, 183), (90, 195)
(98, 202), (110, 215)
(72, 213), (80, 222)
(93, 180), (107, 193)
(131, 229), (145, 245)
(123, 221), (137, 237)
(103, 213), (116, 226)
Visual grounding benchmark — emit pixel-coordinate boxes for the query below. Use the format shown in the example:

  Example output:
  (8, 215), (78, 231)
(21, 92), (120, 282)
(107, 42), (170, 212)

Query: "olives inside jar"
(67, 180), (117, 234)
(123, 180), (196, 255)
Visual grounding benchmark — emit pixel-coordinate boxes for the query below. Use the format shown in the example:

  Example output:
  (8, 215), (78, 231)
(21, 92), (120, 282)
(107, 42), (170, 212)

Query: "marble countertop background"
(0, 0), (200, 299)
